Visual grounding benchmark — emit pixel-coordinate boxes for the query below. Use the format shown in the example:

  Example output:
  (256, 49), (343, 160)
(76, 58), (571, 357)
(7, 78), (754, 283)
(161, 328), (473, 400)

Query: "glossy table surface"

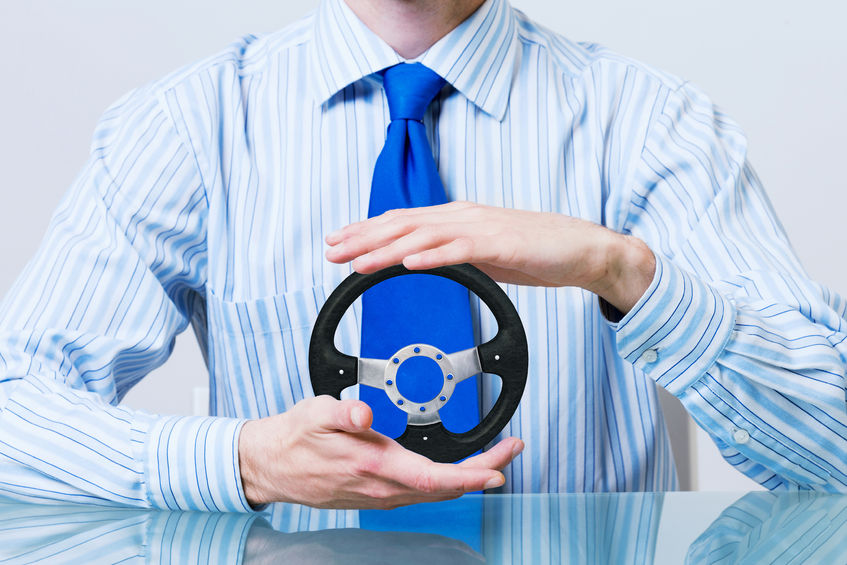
(1, 491), (845, 564)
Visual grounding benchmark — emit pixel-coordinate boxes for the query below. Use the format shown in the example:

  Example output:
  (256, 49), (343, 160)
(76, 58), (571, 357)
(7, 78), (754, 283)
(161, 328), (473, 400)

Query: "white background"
(1, 1), (845, 494)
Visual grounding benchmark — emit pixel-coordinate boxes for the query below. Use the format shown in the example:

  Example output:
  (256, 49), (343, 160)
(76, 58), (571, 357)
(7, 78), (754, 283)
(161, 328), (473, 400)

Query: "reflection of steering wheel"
(309, 264), (527, 463)
(245, 520), (483, 565)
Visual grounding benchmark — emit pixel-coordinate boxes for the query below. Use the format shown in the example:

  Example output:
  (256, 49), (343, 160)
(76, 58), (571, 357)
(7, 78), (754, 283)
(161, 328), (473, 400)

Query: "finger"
(317, 398), (373, 433)
(326, 206), (448, 246)
(384, 455), (506, 495)
(328, 209), (452, 253)
(350, 219), (500, 274)
(424, 463), (505, 493)
(367, 202), (477, 227)
(365, 203), (477, 228)
(349, 226), (457, 273)
(326, 202), (478, 247)
(402, 237), (478, 270)
(458, 437), (524, 471)
(325, 219), (423, 264)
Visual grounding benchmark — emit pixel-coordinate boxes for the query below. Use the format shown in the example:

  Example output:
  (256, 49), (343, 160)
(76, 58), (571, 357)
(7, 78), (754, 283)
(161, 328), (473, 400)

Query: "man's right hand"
(237, 395), (523, 509)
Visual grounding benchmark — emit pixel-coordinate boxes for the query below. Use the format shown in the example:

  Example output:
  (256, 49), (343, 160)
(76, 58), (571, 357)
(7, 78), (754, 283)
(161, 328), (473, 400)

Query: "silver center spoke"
(445, 347), (482, 384)
(358, 346), (478, 424)
(357, 357), (388, 389)
(408, 409), (442, 426)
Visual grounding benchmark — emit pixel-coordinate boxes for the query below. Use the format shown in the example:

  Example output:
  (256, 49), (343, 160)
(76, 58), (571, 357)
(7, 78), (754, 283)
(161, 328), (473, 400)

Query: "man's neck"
(343, 0), (486, 59)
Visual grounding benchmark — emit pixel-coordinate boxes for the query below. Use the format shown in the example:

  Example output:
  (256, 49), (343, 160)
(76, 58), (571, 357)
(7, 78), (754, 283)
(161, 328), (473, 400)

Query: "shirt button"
(732, 428), (750, 444)
(641, 349), (658, 363)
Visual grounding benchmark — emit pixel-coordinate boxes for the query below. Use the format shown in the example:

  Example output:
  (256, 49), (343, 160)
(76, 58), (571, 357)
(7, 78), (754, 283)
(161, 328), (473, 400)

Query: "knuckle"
(383, 218), (411, 238)
(412, 470), (438, 494)
(372, 488), (395, 503)
(312, 395), (337, 413)
(385, 215), (410, 229)
(416, 224), (440, 239)
(464, 203), (487, 219)
(360, 481), (396, 506)
(353, 446), (385, 478)
(453, 236), (475, 255)
(312, 394), (334, 406)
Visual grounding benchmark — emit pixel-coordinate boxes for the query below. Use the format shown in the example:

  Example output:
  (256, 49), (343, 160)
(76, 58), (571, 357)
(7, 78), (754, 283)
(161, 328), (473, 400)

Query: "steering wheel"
(308, 263), (527, 463)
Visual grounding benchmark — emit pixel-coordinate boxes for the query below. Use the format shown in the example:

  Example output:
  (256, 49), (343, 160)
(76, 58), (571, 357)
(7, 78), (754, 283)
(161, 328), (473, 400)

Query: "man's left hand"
(325, 202), (655, 314)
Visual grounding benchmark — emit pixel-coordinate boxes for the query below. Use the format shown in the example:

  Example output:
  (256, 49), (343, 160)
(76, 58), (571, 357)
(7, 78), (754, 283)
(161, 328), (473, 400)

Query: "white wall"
(1, 1), (844, 491)
(0, 0), (319, 416)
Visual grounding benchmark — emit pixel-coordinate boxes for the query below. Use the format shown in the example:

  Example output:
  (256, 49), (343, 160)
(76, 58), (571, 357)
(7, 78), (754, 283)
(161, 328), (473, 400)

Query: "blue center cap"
(395, 356), (444, 403)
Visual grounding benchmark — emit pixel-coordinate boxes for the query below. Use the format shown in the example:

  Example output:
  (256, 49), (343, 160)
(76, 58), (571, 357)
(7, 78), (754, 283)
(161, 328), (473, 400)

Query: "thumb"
(330, 399), (373, 433)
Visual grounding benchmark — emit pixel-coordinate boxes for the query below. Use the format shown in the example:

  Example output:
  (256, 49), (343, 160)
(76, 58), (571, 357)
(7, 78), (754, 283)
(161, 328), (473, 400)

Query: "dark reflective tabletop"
(1, 492), (846, 564)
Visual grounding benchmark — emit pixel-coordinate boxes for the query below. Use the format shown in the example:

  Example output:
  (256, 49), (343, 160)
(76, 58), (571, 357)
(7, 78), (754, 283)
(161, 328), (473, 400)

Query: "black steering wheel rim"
(308, 263), (528, 463)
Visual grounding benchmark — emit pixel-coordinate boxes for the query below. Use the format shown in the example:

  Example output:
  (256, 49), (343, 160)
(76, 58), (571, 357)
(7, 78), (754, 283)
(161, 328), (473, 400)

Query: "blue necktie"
(358, 62), (482, 551)
(360, 62), (480, 439)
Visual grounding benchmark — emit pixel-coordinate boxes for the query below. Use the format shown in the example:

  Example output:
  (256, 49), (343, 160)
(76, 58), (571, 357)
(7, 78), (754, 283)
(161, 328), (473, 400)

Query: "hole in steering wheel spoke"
(440, 372), (502, 434)
(395, 356), (443, 404)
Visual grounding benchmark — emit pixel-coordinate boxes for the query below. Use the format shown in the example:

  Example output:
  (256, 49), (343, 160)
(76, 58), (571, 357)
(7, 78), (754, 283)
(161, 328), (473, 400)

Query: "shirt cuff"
(612, 254), (736, 395)
(135, 414), (254, 512)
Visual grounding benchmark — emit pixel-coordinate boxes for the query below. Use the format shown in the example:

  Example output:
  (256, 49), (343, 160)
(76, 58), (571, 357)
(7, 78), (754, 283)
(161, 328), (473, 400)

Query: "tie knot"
(382, 63), (446, 122)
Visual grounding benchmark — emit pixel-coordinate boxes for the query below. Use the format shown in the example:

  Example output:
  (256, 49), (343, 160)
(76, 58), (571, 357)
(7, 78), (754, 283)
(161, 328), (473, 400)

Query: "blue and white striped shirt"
(1, 0), (847, 512)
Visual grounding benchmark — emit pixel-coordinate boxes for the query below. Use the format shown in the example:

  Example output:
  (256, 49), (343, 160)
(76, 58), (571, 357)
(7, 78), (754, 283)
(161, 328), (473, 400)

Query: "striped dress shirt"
(1, 0), (846, 513)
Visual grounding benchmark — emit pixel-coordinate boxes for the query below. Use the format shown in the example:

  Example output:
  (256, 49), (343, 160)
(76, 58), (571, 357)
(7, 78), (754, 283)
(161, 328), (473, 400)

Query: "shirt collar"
(308, 0), (519, 121)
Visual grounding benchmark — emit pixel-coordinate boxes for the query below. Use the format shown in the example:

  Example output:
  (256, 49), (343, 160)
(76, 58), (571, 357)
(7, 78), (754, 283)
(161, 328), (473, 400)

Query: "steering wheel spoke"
(407, 408), (442, 426)
(445, 347), (483, 384)
(357, 357), (388, 390)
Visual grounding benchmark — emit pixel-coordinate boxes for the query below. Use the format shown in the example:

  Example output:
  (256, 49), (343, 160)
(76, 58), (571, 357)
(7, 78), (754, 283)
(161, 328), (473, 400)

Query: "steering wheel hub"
(383, 344), (455, 421)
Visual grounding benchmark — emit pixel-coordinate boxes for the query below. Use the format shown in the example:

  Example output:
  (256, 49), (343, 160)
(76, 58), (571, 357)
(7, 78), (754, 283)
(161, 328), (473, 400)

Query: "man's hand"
(325, 202), (655, 314)
(238, 395), (523, 509)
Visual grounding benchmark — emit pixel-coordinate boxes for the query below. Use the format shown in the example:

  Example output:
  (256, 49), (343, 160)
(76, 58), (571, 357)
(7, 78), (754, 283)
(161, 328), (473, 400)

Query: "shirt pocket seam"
(206, 286), (328, 338)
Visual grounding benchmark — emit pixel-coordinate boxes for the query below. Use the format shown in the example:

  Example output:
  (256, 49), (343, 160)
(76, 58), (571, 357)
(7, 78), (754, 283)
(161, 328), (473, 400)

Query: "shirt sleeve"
(0, 82), (253, 511)
(611, 80), (847, 490)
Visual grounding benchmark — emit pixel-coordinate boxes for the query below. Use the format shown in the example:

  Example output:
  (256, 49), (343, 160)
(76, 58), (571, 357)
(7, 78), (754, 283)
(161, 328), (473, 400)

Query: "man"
(1, 0), (846, 513)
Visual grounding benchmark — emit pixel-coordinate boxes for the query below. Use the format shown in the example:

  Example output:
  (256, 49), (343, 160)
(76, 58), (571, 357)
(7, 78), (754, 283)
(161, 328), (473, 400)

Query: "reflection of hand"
(244, 521), (485, 565)
(325, 202), (655, 313)
(238, 395), (523, 508)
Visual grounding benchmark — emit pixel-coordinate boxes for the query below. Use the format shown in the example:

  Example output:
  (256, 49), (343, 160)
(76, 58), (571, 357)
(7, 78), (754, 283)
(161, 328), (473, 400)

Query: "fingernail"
(325, 247), (341, 261)
(511, 441), (524, 458)
(351, 407), (363, 428)
(484, 474), (504, 490)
